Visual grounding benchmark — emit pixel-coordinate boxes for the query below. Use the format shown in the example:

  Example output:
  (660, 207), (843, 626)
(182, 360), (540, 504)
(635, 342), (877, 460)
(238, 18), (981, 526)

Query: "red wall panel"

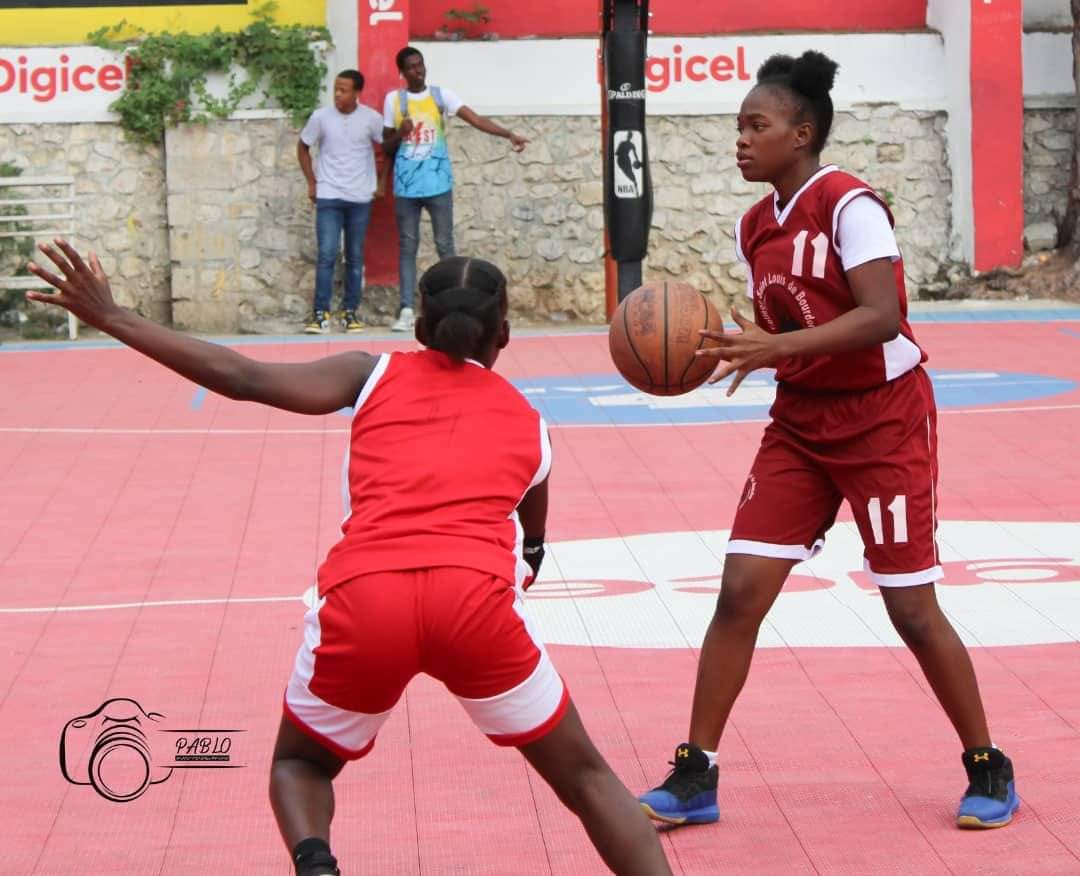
(410, 1), (928, 39)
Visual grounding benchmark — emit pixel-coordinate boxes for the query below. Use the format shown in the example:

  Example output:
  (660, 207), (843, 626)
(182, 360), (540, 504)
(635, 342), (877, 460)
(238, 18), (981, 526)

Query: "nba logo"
(613, 130), (644, 199)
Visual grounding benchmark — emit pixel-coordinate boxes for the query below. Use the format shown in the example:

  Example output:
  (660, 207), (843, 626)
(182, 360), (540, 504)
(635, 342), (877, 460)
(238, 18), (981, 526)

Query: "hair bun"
(789, 51), (838, 100)
(757, 54), (796, 83)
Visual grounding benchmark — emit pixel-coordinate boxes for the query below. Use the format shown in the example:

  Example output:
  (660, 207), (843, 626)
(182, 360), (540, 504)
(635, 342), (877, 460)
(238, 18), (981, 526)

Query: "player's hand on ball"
(26, 239), (120, 328)
(697, 309), (784, 396)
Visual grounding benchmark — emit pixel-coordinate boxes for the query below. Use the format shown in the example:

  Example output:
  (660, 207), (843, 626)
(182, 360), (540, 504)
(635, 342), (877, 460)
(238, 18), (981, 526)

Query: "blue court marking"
(906, 308), (1080, 323)
(190, 386), (208, 411)
(1060, 327), (1080, 341)
(511, 370), (1079, 426)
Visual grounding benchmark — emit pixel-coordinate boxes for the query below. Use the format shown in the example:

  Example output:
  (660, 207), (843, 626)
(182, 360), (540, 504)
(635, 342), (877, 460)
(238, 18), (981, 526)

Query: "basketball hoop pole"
(600, 0), (651, 320)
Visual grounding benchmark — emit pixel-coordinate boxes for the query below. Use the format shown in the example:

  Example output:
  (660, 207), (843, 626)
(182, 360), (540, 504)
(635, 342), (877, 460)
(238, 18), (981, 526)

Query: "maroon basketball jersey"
(736, 166), (926, 391)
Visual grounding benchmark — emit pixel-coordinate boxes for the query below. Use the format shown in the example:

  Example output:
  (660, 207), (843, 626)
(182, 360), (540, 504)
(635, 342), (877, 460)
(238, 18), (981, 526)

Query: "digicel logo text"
(646, 45), (751, 92)
(0, 54), (126, 103)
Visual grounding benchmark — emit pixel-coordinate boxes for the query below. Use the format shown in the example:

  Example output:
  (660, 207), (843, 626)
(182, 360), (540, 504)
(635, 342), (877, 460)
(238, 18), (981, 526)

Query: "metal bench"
(0, 175), (78, 340)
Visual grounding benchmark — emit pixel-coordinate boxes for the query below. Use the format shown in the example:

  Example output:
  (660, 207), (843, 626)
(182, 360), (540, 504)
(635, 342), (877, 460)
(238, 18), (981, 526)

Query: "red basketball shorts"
(284, 567), (568, 760)
(729, 367), (943, 588)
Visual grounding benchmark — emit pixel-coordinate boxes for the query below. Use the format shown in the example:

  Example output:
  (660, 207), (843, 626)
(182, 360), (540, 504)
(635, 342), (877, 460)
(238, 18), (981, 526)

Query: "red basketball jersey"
(736, 165), (926, 391)
(316, 350), (550, 595)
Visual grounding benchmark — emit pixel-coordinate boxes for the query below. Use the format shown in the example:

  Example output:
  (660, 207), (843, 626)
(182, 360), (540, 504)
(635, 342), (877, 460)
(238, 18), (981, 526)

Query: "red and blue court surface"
(2, 302), (1080, 874)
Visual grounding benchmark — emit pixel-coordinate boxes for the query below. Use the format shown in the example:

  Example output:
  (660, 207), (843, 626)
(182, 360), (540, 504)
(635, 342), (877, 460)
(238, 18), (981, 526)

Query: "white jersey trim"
(832, 190), (902, 270)
(340, 352), (393, 525)
(883, 334), (923, 382)
(774, 164), (838, 226)
(511, 417), (553, 589)
(530, 418), (552, 489)
(352, 352), (391, 412)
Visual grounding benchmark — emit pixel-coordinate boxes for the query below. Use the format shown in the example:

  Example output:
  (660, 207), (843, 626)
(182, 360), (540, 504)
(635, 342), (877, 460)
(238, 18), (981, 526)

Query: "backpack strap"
(430, 84), (446, 117)
(397, 87), (410, 120)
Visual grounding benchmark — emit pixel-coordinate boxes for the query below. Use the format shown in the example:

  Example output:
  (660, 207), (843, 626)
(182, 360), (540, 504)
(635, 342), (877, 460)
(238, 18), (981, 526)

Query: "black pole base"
(616, 261), (642, 302)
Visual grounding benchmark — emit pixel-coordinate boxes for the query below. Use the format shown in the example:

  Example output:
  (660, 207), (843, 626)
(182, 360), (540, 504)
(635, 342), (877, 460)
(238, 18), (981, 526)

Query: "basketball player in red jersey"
(638, 51), (1019, 831)
(27, 246), (672, 876)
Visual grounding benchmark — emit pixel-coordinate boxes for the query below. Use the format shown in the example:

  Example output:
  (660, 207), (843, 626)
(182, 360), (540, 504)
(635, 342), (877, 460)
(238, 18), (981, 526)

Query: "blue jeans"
(315, 198), (372, 313)
(394, 190), (455, 311)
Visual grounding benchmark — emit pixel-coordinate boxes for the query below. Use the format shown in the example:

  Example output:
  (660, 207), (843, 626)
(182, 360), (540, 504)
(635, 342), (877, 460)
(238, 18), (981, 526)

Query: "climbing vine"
(90, 2), (331, 145)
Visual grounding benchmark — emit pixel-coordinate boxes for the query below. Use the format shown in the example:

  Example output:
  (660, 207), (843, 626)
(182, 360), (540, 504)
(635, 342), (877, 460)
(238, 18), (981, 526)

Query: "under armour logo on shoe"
(677, 747), (689, 759)
(973, 752), (990, 763)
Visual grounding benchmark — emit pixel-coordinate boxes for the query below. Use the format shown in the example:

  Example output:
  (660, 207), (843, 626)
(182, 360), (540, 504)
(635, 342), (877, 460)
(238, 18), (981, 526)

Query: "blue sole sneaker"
(638, 742), (720, 826)
(956, 747), (1020, 829)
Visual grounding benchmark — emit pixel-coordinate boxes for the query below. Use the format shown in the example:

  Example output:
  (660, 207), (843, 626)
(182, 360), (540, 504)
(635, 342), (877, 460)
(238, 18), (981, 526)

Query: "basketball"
(608, 282), (723, 396)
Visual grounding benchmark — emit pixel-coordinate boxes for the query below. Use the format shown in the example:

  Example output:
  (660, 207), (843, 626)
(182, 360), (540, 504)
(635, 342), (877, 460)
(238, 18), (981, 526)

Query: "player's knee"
(886, 601), (938, 648)
(715, 568), (772, 627)
(557, 760), (611, 814)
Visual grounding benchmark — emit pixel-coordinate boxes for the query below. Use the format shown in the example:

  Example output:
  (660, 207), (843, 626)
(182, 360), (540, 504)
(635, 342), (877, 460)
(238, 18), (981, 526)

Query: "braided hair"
(418, 256), (508, 362)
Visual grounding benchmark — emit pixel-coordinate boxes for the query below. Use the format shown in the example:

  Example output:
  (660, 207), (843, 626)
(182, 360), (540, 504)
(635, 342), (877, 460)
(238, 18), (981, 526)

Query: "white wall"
(1024, 32), (1074, 106)
(927, 0), (974, 263)
(1025, 0), (1071, 29)
(324, 0), (358, 101)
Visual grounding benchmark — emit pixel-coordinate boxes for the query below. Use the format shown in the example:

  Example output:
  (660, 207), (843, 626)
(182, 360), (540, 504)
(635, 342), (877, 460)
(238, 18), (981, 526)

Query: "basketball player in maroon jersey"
(27, 246), (672, 876)
(638, 51), (1018, 830)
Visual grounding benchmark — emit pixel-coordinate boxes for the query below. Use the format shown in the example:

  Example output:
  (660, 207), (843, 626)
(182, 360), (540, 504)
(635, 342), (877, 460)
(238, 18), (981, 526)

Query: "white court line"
(2, 403), (1079, 435)
(0, 427), (348, 435)
(0, 594), (303, 614)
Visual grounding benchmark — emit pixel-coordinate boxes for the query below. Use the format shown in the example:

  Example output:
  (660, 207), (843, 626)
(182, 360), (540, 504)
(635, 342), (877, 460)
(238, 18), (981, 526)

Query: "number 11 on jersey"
(792, 230), (829, 279)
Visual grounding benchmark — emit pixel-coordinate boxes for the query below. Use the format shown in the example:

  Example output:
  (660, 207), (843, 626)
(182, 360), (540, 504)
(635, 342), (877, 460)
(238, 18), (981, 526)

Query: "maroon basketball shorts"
(729, 367), (943, 587)
(284, 568), (568, 759)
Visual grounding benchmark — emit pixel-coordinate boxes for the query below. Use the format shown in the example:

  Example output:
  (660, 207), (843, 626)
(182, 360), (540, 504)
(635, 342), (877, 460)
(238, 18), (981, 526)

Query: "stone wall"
(1, 104), (959, 332)
(0, 122), (169, 325)
(441, 106), (954, 321)
(165, 120), (314, 333)
(1023, 108), (1075, 252)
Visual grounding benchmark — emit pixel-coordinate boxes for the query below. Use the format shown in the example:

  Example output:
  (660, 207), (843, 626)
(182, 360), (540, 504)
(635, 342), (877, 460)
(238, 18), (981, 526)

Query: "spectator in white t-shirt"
(298, 70), (384, 334)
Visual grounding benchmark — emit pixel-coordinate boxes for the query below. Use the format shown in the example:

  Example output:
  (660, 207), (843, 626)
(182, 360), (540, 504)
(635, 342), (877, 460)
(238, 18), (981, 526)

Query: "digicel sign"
(0, 47), (129, 121)
(416, 35), (948, 116)
(0, 53), (126, 103)
(645, 45), (751, 92)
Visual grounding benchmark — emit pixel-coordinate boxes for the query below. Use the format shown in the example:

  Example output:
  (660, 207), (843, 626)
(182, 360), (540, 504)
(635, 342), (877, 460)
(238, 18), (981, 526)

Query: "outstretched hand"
(25, 239), (119, 329)
(695, 309), (786, 396)
(509, 132), (529, 152)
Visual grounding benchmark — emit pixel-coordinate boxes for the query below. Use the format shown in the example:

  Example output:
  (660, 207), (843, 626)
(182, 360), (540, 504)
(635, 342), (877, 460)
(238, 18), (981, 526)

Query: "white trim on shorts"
(864, 561), (944, 588)
(726, 537), (825, 562)
(284, 598), (393, 758)
(455, 645), (564, 739)
(285, 584), (567, 755)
